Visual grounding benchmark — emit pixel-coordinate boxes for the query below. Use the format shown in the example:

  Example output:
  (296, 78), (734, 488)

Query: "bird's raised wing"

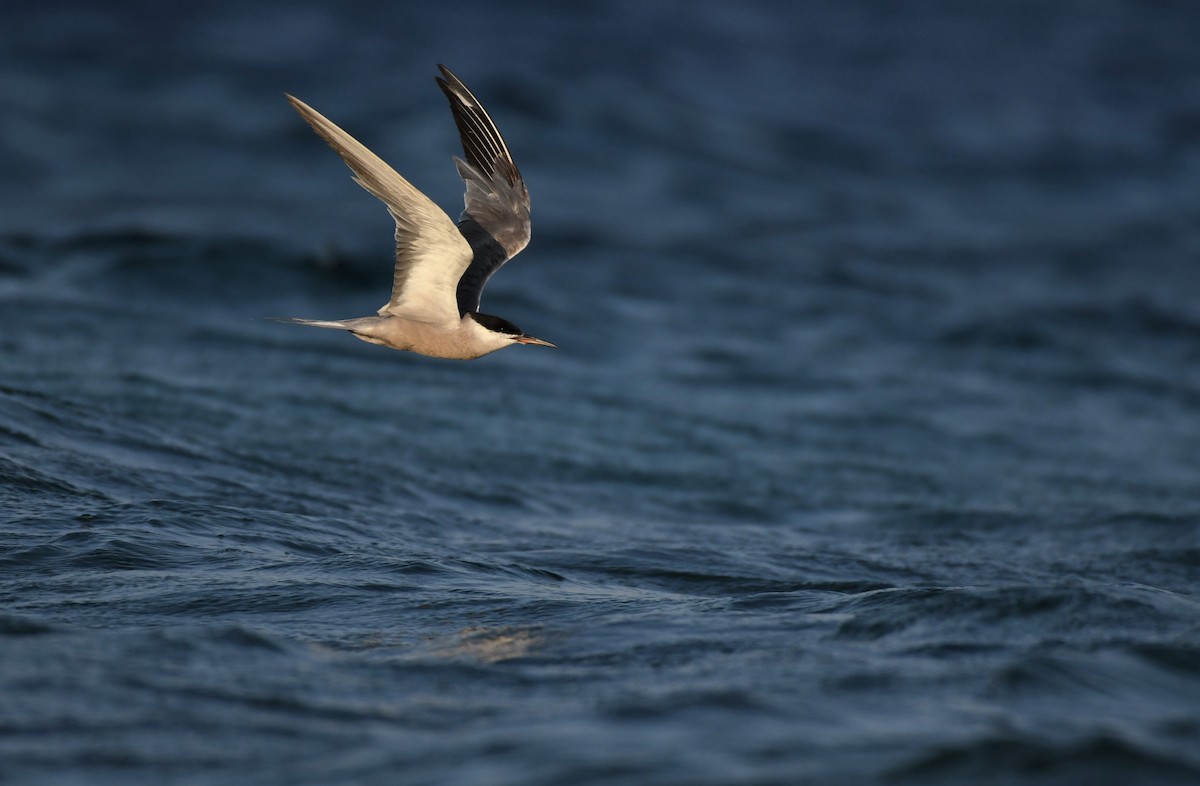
(434, 65), (532, 315)
(287, 94), (472, 328)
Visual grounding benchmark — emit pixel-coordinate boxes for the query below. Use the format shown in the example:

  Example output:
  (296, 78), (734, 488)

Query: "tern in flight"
(281, 65), (554, 359)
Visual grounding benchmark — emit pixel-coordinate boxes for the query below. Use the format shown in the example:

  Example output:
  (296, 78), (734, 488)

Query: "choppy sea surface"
(3, 2), (1200, 784)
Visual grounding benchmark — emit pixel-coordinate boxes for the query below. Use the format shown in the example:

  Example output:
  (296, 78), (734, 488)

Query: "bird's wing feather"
(287, 94), (472, 327)
(434, 65), (532, 314)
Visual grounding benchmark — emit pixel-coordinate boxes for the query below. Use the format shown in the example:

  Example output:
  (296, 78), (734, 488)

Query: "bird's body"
(288, 313), (521, 360)
(281, 65), (554, 360)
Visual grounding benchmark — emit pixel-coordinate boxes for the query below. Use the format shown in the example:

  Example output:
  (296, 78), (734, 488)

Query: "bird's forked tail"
(271, 317), (357, 331)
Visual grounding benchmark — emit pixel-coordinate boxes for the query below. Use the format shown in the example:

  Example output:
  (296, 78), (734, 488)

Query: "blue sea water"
(3, 1), (1200, 784)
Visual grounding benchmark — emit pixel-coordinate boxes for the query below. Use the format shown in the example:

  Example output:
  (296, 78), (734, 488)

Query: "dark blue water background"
(3, 1), (1200, 783)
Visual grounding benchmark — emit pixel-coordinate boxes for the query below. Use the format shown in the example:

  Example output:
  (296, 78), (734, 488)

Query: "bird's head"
(469, 313), (556, 350)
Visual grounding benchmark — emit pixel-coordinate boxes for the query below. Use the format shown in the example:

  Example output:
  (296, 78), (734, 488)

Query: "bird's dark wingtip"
(434, 65), (451, 94)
